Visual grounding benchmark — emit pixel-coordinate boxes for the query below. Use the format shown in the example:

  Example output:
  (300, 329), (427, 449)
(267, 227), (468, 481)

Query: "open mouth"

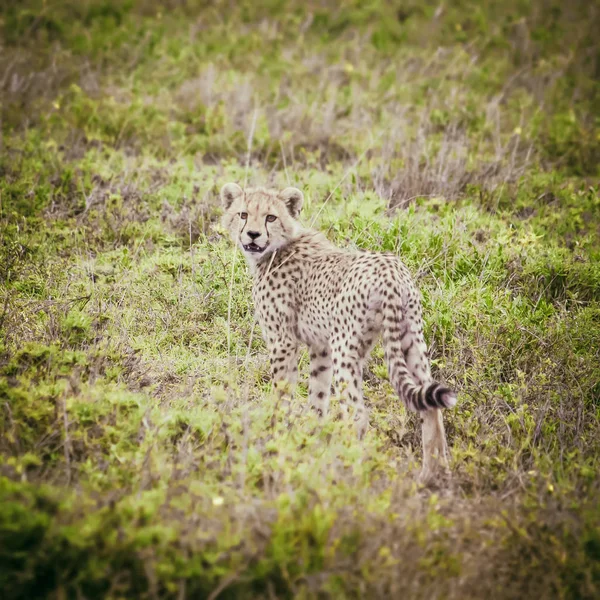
(243, 242), (267, 254)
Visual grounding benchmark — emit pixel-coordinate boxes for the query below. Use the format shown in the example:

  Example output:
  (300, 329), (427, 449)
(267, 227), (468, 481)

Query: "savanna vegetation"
(1, 0), (599, 598)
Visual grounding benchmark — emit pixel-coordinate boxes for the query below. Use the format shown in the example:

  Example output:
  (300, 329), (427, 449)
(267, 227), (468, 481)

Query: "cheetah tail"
(382, 320), (457, 412)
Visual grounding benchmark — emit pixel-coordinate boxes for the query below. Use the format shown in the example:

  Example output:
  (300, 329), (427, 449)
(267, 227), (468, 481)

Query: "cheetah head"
(220, 183), (304, 262)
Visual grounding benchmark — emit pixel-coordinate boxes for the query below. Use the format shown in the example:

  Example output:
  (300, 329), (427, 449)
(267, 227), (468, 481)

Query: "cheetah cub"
(221, 183), (457, 481)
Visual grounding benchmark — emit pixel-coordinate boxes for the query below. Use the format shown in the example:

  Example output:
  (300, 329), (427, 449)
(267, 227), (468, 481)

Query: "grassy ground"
(1, 0), (599, 598)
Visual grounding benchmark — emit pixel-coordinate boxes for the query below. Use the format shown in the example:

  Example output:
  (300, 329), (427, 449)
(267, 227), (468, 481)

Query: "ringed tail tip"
(440, 389), (458, 409)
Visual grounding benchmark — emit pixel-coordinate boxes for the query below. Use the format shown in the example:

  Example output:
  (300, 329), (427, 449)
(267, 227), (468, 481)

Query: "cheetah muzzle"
(220, 181), (457, 484)
(243, 242), (268, 254)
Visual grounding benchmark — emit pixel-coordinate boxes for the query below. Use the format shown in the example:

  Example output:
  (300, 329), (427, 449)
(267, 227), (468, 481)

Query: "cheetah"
(220, 182), (457, 481)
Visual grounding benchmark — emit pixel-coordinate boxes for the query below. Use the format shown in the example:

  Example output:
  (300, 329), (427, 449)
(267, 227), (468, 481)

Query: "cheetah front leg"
(308, 345), (332, 417)
(267, 334), (300, 401)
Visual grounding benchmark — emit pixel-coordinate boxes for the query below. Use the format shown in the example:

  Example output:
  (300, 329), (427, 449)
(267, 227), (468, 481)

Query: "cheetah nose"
(247, 231), (261, 240)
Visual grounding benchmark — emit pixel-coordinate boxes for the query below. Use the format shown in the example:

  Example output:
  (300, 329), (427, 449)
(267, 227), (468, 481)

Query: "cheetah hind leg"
(308, 345), (332, 417)
(331, 347), (369, 440)
(418, 409), (451, 485)
(399, 323), (451, 484)
(344, 326), (379, 439)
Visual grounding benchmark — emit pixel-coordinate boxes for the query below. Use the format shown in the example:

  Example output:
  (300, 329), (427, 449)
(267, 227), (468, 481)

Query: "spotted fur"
(220, 183), (457, 480)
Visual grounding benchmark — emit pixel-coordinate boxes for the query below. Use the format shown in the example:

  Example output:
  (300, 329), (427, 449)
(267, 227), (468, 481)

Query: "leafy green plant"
(0, 0), (599, 597)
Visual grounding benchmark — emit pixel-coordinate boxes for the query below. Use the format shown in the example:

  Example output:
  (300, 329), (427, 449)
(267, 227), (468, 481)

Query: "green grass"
(1, 0), (599, 598)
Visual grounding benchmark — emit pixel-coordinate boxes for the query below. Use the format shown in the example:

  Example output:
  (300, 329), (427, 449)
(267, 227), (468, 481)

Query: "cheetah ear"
(279, 187), (304, 218)
(220, 182), (243, 209)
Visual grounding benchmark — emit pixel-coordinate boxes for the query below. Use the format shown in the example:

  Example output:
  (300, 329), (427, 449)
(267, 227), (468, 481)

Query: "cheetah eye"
(239, 212), (248, 220)
(266, 215), (277, 222)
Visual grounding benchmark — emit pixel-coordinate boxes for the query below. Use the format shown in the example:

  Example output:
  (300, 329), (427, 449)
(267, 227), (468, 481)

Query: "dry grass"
(1, 1), (599, 598)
